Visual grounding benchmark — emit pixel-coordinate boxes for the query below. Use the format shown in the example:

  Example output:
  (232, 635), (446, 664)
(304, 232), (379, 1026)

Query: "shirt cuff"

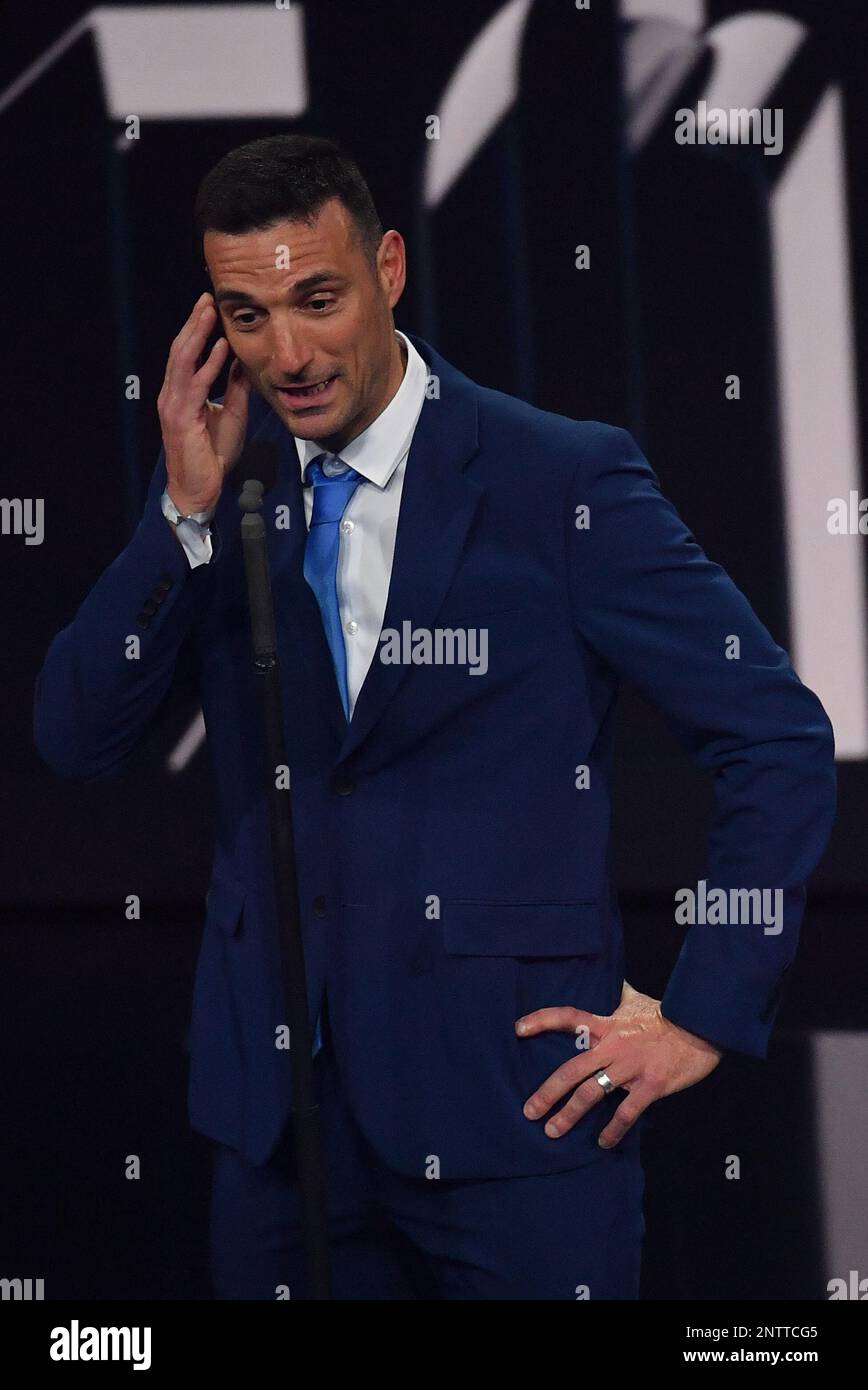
(161, 488), (214, 569)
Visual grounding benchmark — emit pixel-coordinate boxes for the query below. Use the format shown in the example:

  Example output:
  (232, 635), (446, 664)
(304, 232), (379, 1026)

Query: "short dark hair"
(194, 133), (384, 269)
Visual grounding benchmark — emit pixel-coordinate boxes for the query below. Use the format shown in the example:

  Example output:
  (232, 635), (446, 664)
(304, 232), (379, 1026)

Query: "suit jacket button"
(332, 773), (354, 795)
(313, 895), (327, 918)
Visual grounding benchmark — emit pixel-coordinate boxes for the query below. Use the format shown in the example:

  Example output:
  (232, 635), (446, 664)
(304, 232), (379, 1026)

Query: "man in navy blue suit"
(34, 134), (837, 1299)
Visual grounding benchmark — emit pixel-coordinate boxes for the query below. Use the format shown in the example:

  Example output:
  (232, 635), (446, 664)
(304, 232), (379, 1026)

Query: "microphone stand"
(239, 476), (331, 1300)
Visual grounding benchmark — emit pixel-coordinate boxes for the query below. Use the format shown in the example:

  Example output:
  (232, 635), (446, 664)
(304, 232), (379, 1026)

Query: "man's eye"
(308, 298), (334, 312)
(232, 312), (258, 328)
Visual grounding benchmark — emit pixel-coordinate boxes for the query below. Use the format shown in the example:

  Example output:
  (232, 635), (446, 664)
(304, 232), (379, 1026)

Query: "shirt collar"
(294, 330), (427, 489)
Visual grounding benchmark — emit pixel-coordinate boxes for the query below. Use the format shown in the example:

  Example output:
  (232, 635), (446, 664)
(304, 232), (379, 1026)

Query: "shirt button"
(313, 895), (327, 917)
(345, 620), (359, 636)
(340, 518), (354, 534)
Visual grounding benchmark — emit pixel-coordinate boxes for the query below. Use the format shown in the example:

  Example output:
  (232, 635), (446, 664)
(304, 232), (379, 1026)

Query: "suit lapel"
(238, 335), (483, 765)
(338, 336), (482, 763)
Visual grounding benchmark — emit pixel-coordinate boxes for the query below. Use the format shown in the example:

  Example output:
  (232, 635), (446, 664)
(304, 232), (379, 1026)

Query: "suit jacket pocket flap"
(205, 868), (246, 936)
(442, 900), (601, 957)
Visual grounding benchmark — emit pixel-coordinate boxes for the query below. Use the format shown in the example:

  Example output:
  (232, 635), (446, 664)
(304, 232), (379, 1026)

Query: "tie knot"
(305, 451), (351, 482)
(305, 454), (362, 524)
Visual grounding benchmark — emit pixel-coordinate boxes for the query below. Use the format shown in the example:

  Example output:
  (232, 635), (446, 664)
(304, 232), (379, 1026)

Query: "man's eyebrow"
(294, 271), (349, 294)
(215, 273), (349, 307)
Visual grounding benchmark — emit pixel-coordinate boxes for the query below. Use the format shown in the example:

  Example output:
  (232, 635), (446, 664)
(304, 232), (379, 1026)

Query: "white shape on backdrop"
(91, 4), (307, 119)
(0, 5), (308, 118)
(700, 10), (805, 112)
(621, 0), (706, 25)
(812, 1032), (868, 1293)
(769, 84), (867, 760)
(167, 709), (207, 774)
(423, 0), (533, 207)
(622, 16), (707, 150)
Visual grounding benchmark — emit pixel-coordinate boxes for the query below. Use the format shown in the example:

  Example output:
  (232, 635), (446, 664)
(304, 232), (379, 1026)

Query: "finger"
(173, 292), (213, 351)
(515, 1006), (607, 1039)
(162, 294), (212, 386)
(523, 1046), (616, 1121)
(191, 334), (231, 394)
(597, 1084), (657, 1149)
(171, 305), (220, 392)
(162, 296), (218, 399)
(160, 339), (228, 441)
(541, 1061), (636, 1138)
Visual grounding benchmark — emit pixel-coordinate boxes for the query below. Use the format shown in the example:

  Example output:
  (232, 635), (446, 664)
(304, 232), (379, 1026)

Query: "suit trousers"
(208, 1008), (646, 1301)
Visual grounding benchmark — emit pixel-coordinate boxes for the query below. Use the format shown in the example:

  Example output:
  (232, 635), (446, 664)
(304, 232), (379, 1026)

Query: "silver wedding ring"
(594, 1069), (615, 1094)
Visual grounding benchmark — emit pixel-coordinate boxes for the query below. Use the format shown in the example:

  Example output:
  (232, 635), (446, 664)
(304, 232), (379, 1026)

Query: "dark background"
(2, 0), (866, 1300)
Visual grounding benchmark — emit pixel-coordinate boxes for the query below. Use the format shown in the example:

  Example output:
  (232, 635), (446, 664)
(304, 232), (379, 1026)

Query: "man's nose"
(269, 323), (315, 379)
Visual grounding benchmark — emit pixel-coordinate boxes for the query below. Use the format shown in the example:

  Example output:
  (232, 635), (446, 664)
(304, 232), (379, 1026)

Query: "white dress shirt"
(161, 330), (428, 717)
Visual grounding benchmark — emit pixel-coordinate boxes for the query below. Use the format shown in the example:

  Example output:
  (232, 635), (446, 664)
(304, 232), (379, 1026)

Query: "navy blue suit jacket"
(34, 333), (836, 1178)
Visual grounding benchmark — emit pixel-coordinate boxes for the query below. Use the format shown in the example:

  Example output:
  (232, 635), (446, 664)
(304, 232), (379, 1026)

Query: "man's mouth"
(275, 374), (339, 405)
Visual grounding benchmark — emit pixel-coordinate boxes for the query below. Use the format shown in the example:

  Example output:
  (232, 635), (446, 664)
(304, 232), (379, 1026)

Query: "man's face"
(204, 197), (406, 452)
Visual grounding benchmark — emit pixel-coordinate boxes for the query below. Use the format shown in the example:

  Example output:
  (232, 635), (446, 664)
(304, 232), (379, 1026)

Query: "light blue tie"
(303, 454), (363, 719)
(302, 453), (363, 1057)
